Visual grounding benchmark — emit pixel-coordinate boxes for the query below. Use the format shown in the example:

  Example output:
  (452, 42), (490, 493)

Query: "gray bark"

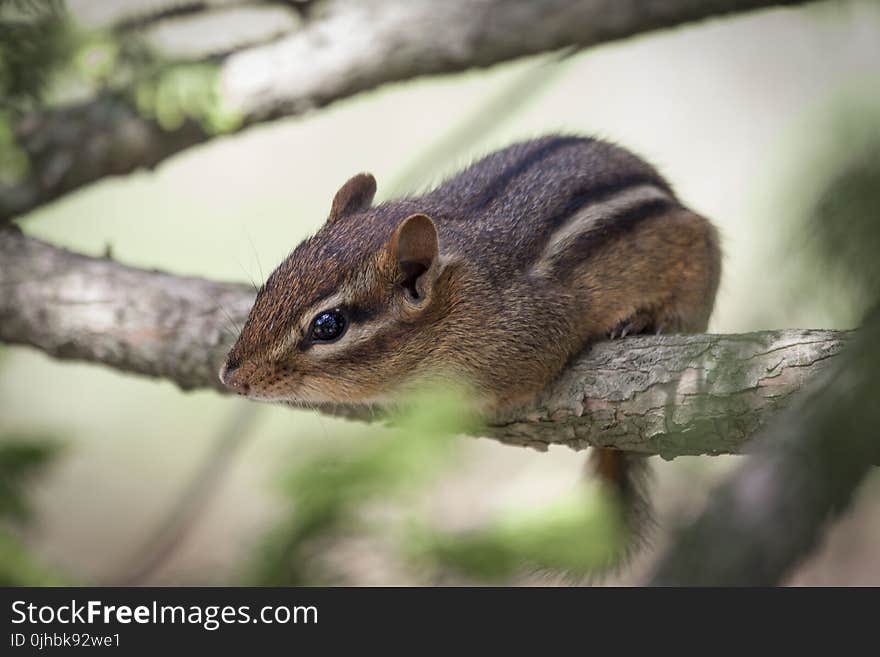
(649, 311), (880, 585)
(0, 228), (848, 457)
(2, 0), (814, 221)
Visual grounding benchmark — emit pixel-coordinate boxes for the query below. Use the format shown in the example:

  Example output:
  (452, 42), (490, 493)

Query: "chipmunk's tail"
(588, 448), (654, 557)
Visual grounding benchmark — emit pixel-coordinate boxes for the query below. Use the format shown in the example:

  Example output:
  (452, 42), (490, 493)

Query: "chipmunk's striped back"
(423, 136), (678, 278)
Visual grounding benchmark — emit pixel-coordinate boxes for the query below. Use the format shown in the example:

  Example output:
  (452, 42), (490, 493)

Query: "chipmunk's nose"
(219, 358), (250, 395)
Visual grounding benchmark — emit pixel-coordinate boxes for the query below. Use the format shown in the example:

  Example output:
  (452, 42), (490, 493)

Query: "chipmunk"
(221, 135), (721, 538)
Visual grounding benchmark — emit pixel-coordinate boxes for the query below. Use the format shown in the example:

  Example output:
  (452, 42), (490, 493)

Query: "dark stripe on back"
(547, 198), (678, 274)
(523, 176), (673, 270)
(543, 174), (673, 231)
(464, 137), (588, 212)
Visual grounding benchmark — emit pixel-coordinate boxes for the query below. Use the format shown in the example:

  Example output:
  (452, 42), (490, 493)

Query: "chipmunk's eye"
(309, 309), (347, 343)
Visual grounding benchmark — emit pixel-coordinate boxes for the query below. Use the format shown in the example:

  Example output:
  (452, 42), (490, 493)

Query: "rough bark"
(0, 227), (251, 392)
(2, 0), (815, 221)
(0, 228), (849, 457)
(488, 328), (848, 455)
(649, 311), (880, 586)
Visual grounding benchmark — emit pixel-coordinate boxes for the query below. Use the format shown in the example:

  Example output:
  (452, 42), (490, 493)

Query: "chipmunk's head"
(220, 173), (454, 405)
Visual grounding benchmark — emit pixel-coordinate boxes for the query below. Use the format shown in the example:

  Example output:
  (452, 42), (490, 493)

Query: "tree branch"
(0, 227), (251, 391)
(0, 228), (849, 456)
(2, 0), (814, 221)
(649, 310), (880, 585)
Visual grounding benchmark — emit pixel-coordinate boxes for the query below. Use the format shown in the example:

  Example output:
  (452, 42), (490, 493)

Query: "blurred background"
(1, 0), (879, 585)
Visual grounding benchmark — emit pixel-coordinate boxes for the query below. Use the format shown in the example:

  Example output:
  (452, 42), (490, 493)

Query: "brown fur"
(221, 136), (721, 555)
(221, 135), (720, 412)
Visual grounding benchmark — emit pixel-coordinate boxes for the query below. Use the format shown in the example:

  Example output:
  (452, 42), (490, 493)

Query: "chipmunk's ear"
(389, 213), (440, 304)
(328, 173), (376, 224)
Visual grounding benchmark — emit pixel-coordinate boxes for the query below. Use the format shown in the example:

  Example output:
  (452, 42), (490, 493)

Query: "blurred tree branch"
(0, 227), (848, 457)
(1, 0), (815, 221)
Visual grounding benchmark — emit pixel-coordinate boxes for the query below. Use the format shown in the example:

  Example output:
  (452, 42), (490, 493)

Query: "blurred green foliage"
(0, 0), (240, 186)
(784, 102), (880, 325)
(0, 0), (70, 112)
(134, 62), (241, 134)
(0, 531), (62, 586)
(250, 386), (477, 585)
(0, 114), (29, 185)
(0, 344), (65, 584)
(0, 438), (62, 521)
(409, 490), (624, 581)
(0, 0), (70, 184)
(805, 111), (880, 314)
(251, 385), (624, 585)
(0, 436), (65, 585)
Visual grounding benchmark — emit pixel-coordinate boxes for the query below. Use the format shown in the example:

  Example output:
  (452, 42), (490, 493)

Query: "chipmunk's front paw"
(608, 313), (654, 339)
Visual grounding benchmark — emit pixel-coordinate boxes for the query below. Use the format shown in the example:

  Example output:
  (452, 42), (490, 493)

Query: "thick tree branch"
(0, 227), (251, 391)
(0, 228), (848, 456)
(2, 0), (814, 221)
(649, 311), (880, 586)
